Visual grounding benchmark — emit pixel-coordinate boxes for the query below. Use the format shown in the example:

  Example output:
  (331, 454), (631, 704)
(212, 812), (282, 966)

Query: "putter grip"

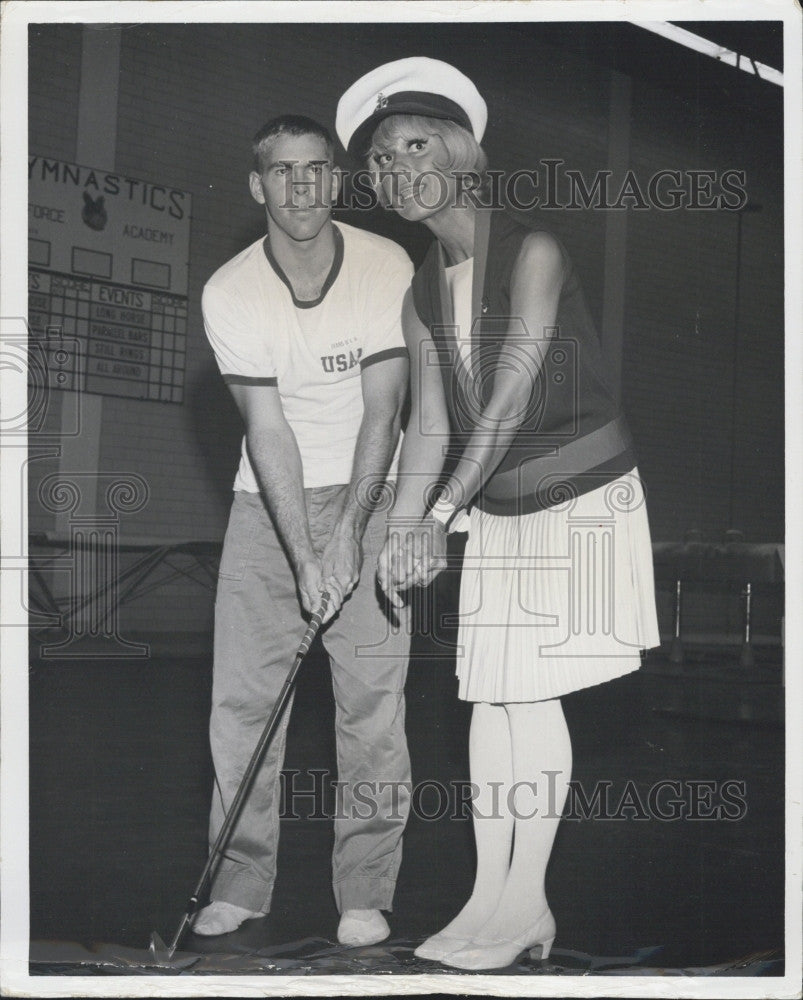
(296, 591), (330, 657)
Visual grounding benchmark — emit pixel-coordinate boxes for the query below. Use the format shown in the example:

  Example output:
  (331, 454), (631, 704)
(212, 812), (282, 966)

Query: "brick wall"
(27, 22), (784, 640)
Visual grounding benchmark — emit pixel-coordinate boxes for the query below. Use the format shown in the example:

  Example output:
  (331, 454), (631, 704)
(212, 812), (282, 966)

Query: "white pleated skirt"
(456, 469), (661, 703)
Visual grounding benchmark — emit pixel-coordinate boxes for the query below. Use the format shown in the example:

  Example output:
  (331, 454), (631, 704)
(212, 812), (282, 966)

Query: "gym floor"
(27, 569), (785, 978)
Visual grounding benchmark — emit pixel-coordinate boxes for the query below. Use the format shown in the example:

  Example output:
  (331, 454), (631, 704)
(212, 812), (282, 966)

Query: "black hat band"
(348, 91), (473, 158)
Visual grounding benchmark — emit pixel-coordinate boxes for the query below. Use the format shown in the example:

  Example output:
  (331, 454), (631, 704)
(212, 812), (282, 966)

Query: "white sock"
(338, 909), (390, 946)
(191, 900), (267, 936)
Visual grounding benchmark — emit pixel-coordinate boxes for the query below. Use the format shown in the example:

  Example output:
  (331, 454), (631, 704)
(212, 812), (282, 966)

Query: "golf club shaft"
(167, 592), (330, 955)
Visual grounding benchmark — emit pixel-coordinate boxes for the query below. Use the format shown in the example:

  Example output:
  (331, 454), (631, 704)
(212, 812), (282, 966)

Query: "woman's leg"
(415, 701), (514, 955)
(445, 698), (572, 966)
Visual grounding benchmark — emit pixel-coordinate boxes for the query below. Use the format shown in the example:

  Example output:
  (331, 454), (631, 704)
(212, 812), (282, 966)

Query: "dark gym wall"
(27, 21), (784, 635)
(625, 74), (783, 542)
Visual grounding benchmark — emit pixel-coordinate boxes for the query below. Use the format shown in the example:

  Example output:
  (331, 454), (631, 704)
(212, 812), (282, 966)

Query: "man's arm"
(228, 382), (343, 621)
(320, 354), (409, 597)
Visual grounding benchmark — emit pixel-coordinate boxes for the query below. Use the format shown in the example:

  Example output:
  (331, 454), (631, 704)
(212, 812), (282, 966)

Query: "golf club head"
(148, 927), (199, 970)
(148, 931), (173, 963)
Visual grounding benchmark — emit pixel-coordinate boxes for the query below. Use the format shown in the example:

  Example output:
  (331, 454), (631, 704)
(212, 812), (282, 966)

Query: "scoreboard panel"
(28, 157), (192, 403)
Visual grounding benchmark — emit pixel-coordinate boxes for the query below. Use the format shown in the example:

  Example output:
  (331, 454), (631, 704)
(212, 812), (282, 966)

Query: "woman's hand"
(406, 519), (448, 588)
(377, 520), (447, 606)
(377, 530), (406, 607)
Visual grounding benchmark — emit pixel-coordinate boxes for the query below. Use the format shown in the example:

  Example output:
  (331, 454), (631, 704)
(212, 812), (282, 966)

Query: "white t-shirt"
(203, 221), (413, 491)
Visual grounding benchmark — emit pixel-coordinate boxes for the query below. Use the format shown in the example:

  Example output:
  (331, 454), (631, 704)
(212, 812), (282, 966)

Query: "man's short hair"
(252, 115), (335, 172)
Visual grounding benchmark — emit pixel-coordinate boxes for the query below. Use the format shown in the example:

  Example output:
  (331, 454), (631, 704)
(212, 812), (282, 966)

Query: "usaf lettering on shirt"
(321, 338), (362, 375)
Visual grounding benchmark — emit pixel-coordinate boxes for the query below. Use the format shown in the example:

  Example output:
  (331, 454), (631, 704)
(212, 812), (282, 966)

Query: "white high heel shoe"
(414, 930), (473, 962)
(442, 910), (556, 971)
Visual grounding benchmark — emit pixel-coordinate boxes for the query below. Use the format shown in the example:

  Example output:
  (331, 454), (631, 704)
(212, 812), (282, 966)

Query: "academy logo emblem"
(81, 191), (108, 231)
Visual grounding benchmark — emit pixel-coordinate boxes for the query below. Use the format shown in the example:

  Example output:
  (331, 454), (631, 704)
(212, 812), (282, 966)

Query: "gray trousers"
(208, 486), (411, 914)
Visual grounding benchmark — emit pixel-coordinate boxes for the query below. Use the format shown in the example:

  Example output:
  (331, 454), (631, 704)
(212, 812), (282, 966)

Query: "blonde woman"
(337, 58), (660, 971)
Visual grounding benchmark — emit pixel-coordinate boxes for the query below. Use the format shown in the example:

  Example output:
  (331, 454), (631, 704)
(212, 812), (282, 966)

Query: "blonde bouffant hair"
(366, 114), (488, 206)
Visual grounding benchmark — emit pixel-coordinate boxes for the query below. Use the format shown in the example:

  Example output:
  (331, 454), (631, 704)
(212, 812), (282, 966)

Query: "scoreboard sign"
(28, 157), (192, 403)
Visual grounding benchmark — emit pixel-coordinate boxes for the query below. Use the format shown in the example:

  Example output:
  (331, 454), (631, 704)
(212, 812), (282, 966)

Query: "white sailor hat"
(336, 56), (487, 158)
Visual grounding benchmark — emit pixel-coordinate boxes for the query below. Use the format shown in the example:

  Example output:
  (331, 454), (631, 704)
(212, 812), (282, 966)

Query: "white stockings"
(434, 698), (572, 943)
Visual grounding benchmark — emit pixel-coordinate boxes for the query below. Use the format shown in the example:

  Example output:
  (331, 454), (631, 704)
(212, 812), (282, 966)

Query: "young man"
(196, 115), (413, 947)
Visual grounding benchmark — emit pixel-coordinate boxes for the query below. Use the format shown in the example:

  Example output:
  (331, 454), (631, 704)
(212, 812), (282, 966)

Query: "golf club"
(149, 591), (331, 965)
